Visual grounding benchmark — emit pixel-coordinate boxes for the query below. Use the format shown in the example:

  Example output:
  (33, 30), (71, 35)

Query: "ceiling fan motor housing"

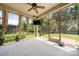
(32, 3), (37, 7)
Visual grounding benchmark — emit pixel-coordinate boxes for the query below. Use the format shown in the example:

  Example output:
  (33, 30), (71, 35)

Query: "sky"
(8, 12), (19, 25)
(0, 10), (33, 25)
(0, 10), (2, 24)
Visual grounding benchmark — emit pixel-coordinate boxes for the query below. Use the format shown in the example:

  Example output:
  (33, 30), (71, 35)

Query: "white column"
(34, 25), (36, 37)
(36, 25), (38, 37)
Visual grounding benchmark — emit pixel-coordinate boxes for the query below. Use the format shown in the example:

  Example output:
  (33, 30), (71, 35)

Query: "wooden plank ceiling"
(0, 3), (71, 18)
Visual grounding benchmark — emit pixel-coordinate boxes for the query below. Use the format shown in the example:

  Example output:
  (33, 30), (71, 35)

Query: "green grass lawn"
(4, 32), (79, 45)
(5, 32), (34, 40)
(3, 34), (17, 45)
(41, 34), (79, 41)
(26, 34), (34, 40)
(22, 32), (34, 40)
(4, 32), (34, 45)
(5, 34), (17, 39)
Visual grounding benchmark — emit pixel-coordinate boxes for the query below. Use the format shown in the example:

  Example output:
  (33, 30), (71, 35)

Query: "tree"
(61, 5), (78, 34)
(22, 22), (27, 32)
(40, 16), (49, 34)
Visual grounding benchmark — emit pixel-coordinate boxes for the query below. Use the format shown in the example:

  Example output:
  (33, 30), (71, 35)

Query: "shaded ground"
(0, 39), (79, 56)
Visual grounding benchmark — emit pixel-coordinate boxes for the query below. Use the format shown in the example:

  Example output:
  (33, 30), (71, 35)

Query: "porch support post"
(75, 4), (79, 35)
(39, 25), (42, 36)
(57, 11), (61, 42)
(48, 15), (51, 40)
(36, 25), (38, 37)
(2, 10), (8, 38)
(34, 25), (36, 37)
(26, 17), (29, 35)
(18, 15), (22, 36)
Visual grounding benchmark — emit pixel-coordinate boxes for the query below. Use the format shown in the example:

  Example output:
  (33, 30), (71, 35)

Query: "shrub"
(0, 37), (4, 46)
(4, 34), (17, 43)
(4, 38), (14, 43)
(4, 33), (26, 44)
(15, 35), (19, 42)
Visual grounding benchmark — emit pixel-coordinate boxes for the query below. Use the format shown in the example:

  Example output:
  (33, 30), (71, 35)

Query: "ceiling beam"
(38, 3), (72, 19)
(0, 3), (32, 18)
(0, 3), (73, 19)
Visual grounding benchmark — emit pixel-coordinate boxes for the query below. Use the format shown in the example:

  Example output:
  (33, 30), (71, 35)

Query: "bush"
(0, 27), (4, 46)
(4, 38), (14, 43)
(0, 37), (4, 46)
(4, 34), (26, 44)
(0, 27), (2, 37)
(4, 33), (27, 44)
(4, 34), (17, 43)
(15, 35), (19, 42)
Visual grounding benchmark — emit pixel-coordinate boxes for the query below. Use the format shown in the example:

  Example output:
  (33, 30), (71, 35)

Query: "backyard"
(3, 32), (79, 46)
(0, 4), (79, 47)
(41, 34), (79, 41)
(4, 32), (34, 45)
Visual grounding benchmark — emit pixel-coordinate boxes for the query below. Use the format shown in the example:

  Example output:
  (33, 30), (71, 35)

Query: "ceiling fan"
(27, 3), (45, 14)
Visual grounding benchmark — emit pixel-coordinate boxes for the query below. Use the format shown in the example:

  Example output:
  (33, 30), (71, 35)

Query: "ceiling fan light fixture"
(27, 3), (45, 14)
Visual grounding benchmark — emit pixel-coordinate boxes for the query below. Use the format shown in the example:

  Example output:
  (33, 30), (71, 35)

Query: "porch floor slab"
(0, 39), (79, 56)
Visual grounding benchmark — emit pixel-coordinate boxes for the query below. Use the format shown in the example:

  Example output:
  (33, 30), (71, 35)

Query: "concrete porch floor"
(0, 39), (79, 56)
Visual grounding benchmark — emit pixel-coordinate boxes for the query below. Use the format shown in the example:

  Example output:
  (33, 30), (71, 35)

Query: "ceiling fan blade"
(37, 6), (45, 9)
(27, 3), (32, 6)
(28, 7), (33, 11)
(34, 8), (38, 14)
